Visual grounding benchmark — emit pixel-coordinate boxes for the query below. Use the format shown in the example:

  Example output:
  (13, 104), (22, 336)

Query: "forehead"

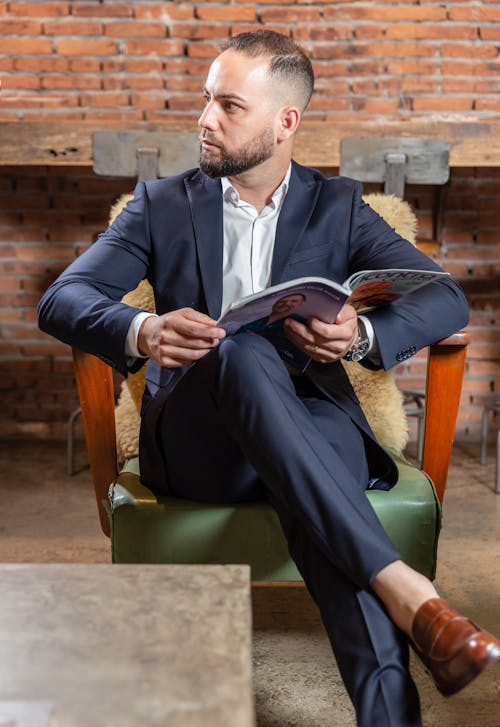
(205, 49), (272, 95)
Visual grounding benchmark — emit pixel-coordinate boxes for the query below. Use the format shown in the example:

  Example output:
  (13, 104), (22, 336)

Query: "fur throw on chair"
(112, 191), (417, 462)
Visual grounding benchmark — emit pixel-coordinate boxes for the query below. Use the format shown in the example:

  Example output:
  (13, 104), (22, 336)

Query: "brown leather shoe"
(412, 597), (500, 696)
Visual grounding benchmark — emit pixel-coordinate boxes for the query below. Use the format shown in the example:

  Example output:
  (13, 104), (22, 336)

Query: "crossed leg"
(152, 333), (423, 726)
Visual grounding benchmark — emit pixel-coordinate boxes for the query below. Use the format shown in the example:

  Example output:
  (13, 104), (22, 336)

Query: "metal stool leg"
(480, 405), (490, 466)
(496, 428), (500, 495)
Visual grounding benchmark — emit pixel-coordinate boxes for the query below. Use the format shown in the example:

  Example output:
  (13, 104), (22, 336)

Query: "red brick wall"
(400, 171), (500, 442)
(0, 167), (132, 438)
(0, 1), (499, 442)
(0, 1), (499, 121)
(0, 165), (498, 441)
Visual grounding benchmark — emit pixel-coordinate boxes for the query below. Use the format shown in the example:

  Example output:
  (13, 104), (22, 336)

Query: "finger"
(179, 308), (220, 326)
(303, 342), (340, 363)
(286, 316), (340, 344)
(181, 309), (227, 339)
(308, 317), (357, 349)
(170, 336), (222, 351)
(286, 318), (340, 352)
(289, 325), (347, 358)
(156, 344), (215, 367)
(307, 317), (339, 338)
(157, 327), (223, 350)
(173, 319), (226, 340)
(284, 324), (333, 360)
(284, 318), (347, 362)
(284, 316), (315, 340)
(335, 303), (358, 325)
(284, 318), (317, 347)
(161, 313), (226, 342)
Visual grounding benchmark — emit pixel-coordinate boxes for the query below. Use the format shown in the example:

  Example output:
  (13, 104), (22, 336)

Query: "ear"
(277, 106), (301, 142)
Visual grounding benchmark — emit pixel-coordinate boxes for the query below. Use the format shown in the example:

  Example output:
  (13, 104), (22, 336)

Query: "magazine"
(217, 268), (449, 372)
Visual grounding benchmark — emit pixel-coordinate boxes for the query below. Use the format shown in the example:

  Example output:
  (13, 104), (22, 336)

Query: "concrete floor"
(0, 439), (499, 726)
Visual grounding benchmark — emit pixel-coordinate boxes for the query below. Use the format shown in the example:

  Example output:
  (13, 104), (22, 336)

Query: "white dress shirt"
(219, 165), (291, 314)
(126, 165), (377, 362)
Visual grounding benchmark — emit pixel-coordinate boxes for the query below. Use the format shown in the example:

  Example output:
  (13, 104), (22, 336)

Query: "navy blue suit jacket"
(38, 161), (469, 481)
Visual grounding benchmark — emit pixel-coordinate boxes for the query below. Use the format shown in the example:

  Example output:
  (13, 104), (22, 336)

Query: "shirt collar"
(221, 163), (292, 209)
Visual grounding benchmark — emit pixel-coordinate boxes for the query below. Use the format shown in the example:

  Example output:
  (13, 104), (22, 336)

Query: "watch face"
(347, 336), (370, 362)
(351, 348), (366, 362)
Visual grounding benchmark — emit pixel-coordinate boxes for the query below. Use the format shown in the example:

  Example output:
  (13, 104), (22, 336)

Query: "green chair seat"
(109, 450), (441, 581)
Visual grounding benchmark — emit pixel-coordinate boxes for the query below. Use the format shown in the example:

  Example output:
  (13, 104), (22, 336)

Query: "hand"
(137, 308), (226, 367)
(283, 303), (359, 364)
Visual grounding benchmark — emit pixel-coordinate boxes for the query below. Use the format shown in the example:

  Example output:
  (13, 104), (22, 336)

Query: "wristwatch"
(344, 323), (370, 362)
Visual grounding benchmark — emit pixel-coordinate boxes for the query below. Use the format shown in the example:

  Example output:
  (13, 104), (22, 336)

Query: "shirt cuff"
(125, 311), (158, 362)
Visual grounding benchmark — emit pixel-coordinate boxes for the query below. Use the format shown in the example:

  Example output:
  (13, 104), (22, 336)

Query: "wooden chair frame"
(73, 333), (469, 538)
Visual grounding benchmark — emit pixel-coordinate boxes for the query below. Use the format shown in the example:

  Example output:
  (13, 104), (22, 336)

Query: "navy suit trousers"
(145, 333), (422, 726)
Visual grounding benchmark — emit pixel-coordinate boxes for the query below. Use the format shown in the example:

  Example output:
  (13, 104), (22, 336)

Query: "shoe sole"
(436, 642), (500, 697)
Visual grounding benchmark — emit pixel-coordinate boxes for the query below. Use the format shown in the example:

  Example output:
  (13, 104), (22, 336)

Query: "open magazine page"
(216, 268), (447, 370)
(345, 268), (449, 312)
(217, 278), (349, 372)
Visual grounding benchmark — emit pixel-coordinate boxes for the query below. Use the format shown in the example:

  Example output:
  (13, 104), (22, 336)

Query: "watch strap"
(344, 326), (370, 362)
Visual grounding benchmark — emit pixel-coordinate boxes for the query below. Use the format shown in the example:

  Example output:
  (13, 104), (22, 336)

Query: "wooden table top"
(1, 119), (499, 168)
(0, 563), (255, 727)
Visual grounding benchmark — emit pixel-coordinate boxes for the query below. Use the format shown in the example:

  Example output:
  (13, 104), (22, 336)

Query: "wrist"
(137, 314), (157, 357)
(344, 320), (370, 362)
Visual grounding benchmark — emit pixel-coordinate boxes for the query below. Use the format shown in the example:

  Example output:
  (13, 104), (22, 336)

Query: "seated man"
(38, 30), (499, 727)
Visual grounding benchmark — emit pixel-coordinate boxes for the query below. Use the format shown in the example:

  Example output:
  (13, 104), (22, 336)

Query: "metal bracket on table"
(92, 130), (200, 180)
(136, 147), (160, 181)
(340, 137), (450, 198)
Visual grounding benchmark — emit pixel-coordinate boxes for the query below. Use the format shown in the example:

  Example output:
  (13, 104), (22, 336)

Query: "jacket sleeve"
(37, 182), (153, 377)
(347, 181), (469, 370)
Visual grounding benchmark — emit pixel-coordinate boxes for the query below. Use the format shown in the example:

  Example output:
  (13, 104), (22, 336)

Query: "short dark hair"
(220, 30), (314, 111)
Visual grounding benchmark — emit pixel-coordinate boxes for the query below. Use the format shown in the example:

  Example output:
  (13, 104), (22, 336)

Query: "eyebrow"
(202, 87), (247, 104)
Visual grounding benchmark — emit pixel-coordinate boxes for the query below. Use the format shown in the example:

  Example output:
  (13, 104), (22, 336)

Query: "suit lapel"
(271, 162), (322, 284)
(184, 163), (322, 317)
(185, 171), (224, 319)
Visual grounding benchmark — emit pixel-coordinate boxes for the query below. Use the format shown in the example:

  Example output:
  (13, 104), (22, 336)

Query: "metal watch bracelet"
(343, 325), (370, 362)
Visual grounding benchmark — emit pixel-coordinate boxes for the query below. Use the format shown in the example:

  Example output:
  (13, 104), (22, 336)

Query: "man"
(38, 30), (499, 727)
(263, 292), (306, 324)
(239, 292), (306, 330)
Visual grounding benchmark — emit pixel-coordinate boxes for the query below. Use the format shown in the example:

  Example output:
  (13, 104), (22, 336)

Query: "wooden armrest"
(72, 348), (118, 537)
(422, 331), (470, 503)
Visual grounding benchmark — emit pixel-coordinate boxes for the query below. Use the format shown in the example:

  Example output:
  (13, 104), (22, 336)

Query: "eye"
(223, 100), (240, 112)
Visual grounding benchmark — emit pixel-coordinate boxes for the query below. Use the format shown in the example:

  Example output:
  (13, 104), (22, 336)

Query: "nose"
(198, 99), (218, 130)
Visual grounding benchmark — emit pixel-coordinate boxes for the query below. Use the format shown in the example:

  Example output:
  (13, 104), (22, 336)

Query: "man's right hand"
(137, 308), (226, 367)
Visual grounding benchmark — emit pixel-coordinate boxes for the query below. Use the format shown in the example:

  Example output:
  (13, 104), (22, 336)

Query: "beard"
(199, 125), (275, 178)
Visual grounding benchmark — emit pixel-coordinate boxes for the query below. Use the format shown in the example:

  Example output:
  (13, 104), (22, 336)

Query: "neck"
(228, 157), (291, 212)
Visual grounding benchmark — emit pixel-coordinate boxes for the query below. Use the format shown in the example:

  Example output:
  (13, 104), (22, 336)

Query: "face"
(272, 294), (306, 315)
(198, 49), (280, 178)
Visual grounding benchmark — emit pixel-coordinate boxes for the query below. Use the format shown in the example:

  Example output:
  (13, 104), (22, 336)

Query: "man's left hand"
(283, 303), (358, 363)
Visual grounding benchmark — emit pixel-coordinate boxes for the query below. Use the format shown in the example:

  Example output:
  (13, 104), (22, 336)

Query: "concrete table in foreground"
(0, 564), (255, 727)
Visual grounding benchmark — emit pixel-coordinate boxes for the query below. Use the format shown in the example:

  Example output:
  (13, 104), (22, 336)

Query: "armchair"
(70, 192), (469, 582)
(72, 326), (469, 581)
